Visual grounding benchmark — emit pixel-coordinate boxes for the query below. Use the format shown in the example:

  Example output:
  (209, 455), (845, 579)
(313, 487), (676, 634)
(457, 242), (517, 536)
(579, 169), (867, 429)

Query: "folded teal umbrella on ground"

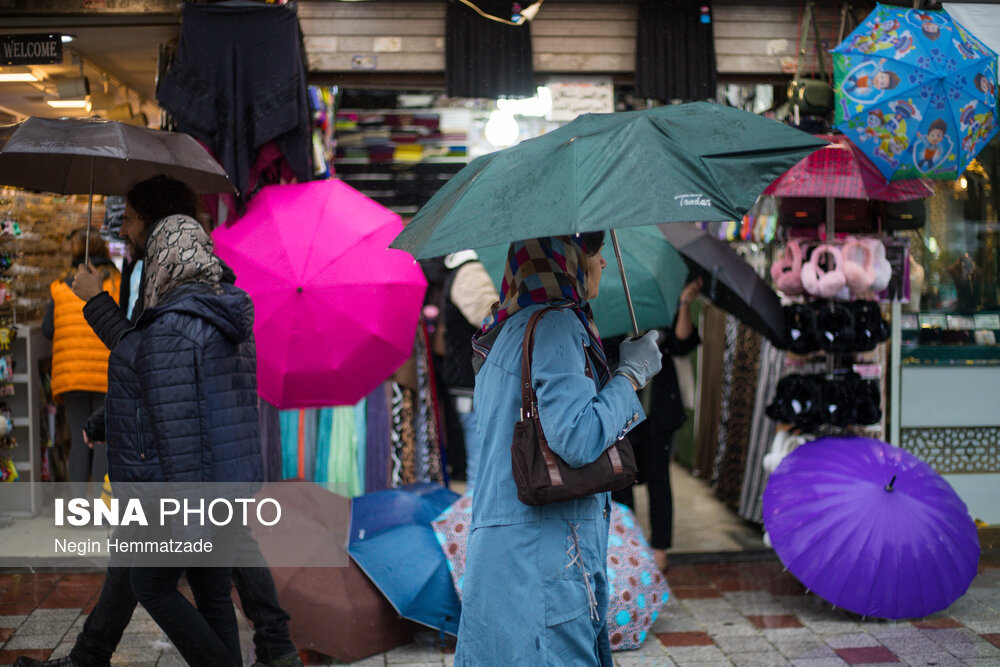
(476, 225), (689, 338)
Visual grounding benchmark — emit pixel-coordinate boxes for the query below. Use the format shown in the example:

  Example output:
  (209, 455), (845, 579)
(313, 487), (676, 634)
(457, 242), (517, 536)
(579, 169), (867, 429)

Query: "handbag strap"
(519, 306), (626, 478)
(520, 306), (563, 420)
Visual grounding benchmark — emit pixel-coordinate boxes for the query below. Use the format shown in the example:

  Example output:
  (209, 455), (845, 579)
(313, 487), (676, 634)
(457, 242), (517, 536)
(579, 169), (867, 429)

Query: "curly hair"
(125, 175), (198, 227)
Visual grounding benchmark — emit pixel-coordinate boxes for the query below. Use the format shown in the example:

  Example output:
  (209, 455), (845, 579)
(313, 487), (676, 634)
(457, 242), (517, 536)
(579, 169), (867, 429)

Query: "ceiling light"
(47, 99), (90, 109)
(0, 72), (38, 82)
(61, 35), (75, 43)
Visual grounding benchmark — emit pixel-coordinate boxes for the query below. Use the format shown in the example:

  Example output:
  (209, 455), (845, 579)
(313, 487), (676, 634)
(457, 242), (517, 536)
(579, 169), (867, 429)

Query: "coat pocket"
(538, 518), (599, 627)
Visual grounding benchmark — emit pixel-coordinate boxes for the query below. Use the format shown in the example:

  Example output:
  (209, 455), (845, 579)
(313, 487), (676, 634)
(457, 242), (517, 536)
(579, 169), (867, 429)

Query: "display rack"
(3, 324), (48, 516)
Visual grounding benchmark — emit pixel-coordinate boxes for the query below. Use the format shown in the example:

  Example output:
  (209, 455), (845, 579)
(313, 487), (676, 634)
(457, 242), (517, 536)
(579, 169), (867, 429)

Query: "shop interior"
(0, 20), (998, 563)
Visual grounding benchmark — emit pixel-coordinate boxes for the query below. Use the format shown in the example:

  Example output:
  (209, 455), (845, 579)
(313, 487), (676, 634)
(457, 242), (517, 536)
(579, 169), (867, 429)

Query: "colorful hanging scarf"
(143, 214), (223, 309)
(472, 235), (610, 386)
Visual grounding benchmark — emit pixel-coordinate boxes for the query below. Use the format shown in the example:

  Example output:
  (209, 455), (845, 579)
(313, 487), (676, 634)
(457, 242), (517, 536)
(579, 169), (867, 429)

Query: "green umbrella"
(475, 225), (690, 338)
(391, 101), (827, 333)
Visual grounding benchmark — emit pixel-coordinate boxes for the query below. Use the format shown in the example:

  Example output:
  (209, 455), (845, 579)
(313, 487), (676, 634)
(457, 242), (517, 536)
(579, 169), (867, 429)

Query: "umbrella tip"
(885, 475), (897, 492)
(297, 286), (303, 293)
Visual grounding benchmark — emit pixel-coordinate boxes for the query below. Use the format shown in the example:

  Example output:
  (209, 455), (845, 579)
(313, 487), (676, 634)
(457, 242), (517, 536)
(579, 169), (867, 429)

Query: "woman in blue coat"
(457, 233), (663, 665)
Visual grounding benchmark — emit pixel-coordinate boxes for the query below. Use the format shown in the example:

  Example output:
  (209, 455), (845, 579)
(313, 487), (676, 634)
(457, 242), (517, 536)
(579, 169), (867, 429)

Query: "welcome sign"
(2, 33), (63, 65)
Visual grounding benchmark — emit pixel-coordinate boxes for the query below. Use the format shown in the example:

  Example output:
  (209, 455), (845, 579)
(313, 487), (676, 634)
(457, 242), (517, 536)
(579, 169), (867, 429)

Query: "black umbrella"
(0, 117), (234, 259)
(657, 223), (786, 347)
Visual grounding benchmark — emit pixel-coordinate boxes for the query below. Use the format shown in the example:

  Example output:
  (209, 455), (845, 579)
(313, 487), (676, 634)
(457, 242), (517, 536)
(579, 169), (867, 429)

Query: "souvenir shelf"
(1, 324), (47, 516)
(331, 109), (469, 216)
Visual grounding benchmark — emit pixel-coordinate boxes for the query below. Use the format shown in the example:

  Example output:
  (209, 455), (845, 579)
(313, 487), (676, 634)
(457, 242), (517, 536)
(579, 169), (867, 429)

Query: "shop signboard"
(1, 34), (62, 66)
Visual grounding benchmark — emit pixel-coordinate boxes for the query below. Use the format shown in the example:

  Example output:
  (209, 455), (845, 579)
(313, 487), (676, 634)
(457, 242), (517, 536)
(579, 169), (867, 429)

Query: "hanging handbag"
(510, 306), (638, 506)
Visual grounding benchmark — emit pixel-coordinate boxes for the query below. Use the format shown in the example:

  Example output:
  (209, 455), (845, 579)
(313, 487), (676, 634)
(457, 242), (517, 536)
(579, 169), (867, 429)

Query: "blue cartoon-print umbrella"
(831, 4), (999, 181)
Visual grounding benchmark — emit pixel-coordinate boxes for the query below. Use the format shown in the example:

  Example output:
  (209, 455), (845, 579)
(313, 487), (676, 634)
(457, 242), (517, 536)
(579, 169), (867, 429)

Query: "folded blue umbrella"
(349, 483), (462, 635)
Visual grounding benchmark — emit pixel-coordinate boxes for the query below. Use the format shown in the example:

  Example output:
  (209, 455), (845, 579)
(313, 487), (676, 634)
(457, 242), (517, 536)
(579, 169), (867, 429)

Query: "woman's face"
(584, 248), (607, 300)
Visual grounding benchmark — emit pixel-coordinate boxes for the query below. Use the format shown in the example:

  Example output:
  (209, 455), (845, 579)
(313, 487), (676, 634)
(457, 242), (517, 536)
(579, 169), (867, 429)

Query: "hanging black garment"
(446, 0), (536, 99)
(156, 1), (312, 213)
(635, 0), (717, 102)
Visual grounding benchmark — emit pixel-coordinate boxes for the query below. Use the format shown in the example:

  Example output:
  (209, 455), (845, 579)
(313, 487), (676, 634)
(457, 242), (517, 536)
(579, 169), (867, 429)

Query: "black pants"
(70, 557), (294, 666)
(63, 391), (107, 499)
(612, 427), (675, 550)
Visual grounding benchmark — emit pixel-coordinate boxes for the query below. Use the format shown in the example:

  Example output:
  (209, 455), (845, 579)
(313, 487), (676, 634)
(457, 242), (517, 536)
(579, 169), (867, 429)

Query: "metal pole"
(609, 228), (639, 337)
(85, 155), (94, 265)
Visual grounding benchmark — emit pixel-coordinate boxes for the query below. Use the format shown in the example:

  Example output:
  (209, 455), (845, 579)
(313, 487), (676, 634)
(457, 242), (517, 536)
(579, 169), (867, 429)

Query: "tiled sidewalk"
(2, 558), (999, 666)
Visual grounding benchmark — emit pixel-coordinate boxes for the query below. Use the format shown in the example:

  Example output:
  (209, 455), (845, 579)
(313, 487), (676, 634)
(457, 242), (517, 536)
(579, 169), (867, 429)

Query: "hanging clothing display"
(258, 398), (283, 483)
(445, 0), (536, 99)
(365, 382), (391, 493)
(635, 0), (717, 102)
(710, 314), (738, 486)
(156, 0), (313, 216)
(714, 320), (762, 509)
(693, 303), (727, 477)
(737, 339), (785, 523)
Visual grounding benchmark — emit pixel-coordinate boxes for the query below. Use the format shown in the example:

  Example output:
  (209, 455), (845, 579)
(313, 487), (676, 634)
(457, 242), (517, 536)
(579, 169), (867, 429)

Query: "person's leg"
(130, 566), (236, 667)
(645, 431), (675, 570)
(88, 393), (107, 486)
(65, 566), (137, 667)
(63, 391), (93, 498)
(231, 528), (296, 664)
(186, 567), (241, 667)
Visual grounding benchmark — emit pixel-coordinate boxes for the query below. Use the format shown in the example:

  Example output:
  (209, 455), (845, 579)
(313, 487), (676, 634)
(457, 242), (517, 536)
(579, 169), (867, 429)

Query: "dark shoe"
(14, 657), (79, 667)
(252, 651), (304, 667)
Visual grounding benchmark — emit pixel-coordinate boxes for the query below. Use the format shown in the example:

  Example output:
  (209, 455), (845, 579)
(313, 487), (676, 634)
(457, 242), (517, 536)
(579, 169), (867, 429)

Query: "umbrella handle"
(610, 229), (639, 337)
(85, 155), (94, 265)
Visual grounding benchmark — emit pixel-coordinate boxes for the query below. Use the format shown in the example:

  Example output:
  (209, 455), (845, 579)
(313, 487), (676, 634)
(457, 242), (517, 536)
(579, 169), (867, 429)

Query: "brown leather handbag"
(510, 306), (638, 506)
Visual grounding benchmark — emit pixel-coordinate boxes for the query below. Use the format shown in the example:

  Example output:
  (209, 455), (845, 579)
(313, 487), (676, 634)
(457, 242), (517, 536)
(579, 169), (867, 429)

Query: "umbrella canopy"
(656, 223), (786, 347)
(430, 495), (670, 651)
(763, 436), (980, 619)
(250, 482), (415, 663)
(0, 116), (233, 195)
(832, 4), (999, 181)
(212, 179), (427, 409)
(475, 225), (689, 338)
(349, 484), (462, 636)
(763, 134), (934, 201)
(391, 102), (828, 259)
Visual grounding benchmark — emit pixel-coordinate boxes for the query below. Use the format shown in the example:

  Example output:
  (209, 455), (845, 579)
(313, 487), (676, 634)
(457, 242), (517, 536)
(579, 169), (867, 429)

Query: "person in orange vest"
(42, 227), (120, 499)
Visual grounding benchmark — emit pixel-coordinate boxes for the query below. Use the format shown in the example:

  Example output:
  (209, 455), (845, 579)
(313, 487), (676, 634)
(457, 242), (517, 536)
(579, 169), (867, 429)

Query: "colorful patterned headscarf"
(472, 235), (609, 385)
(143, 214), (223, 309)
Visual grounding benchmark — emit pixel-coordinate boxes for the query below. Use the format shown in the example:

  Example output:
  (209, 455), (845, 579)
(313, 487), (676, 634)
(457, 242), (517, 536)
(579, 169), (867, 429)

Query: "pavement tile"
(747, 615), (803, 629)
(960, 659), (1000, 666)
(983, 633), (1000, 648)
(656, 631), (714, 647)
(2, 632), (63, 650)
(0, 617), (26, 630)
(0, 629), (13, 642)
(832, 646), (900, 664)
(760, 628), (822, 644)
(674, 587), (725, 599)
(613, 655), (678, 666)
(0, 648), (53, 664)
(823, 634), (880, 649)
(47, 640), (73, 659)
(876, 637), (944, 657)
(911, 617), (962, 629)
(701, 621), (759, 638)
(660, 644), (730, 662)
(940, 638), (1000, 660)
(730, 651), (790, 666)
(772, 641), (837, 660)
(789, 659), (848, 667)
(893, 652), (964, 666)
(12, 616), (75, 637)
(711, 634), (773, 653)
(801, 621), (865, 637)
(153, 655), (189, 667)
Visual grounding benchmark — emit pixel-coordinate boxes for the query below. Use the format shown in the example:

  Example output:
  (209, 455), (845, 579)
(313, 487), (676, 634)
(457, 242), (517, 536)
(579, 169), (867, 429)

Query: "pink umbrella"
(764, 134), (933, 202)
(212, 179), (427, 410)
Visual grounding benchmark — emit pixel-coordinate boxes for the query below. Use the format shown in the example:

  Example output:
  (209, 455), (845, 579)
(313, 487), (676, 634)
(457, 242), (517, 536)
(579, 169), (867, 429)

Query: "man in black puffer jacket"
(16, 176), (300, 667)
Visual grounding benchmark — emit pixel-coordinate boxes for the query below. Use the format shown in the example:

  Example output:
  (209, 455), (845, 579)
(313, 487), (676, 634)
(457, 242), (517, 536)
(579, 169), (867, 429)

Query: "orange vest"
(50, 273), (121, 397)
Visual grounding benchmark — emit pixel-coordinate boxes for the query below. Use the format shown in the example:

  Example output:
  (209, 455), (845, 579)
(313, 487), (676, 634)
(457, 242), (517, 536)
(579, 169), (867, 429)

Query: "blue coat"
(456, 304), (644, 666)
(105, 283), (263, 484)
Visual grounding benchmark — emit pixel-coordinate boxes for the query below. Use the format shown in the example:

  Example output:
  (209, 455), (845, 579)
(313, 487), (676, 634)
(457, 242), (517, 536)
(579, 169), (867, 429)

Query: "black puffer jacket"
(105, 282), (263, 483)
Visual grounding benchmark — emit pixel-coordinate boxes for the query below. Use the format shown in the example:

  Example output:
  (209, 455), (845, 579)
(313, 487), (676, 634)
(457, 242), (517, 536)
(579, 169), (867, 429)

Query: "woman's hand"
(679, 277), (703, 307)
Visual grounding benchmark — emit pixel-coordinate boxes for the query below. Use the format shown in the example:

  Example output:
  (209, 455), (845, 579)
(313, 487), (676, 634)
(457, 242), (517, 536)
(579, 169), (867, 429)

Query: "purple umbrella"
(763, 436), (979, 619)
